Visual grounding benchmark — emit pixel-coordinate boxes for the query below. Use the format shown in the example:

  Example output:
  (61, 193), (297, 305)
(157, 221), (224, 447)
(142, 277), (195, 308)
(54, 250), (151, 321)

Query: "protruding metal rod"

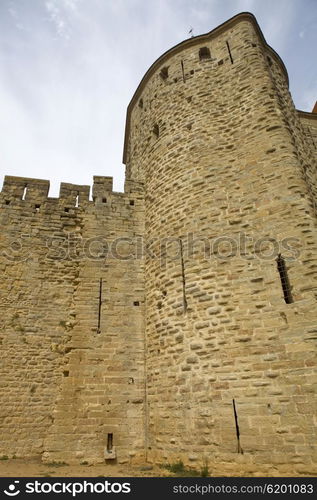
(181, 60), (186, 83)
(179, 238), (187, 313)
(232, 398), (243, 454)
(226, 41), (234, 64)
(97, 278), (103, 334)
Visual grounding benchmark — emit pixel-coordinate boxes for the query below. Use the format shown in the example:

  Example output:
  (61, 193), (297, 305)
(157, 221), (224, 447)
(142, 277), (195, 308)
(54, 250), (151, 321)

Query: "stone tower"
(123, 12), (317, 473)
(0, 12), (316, 475)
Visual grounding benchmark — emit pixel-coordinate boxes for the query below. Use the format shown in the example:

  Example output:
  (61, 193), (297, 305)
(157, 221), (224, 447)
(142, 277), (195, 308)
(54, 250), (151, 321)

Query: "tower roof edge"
(122, 11), (289, 164)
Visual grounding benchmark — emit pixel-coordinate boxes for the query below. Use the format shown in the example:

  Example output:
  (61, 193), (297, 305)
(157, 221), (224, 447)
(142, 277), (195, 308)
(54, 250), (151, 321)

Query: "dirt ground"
(0, 458), (315, 478)
(0, 458), (166, 478)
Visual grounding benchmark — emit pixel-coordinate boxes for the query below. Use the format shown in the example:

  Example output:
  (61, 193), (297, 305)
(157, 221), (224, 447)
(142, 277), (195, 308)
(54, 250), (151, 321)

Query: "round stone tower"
(123, 13), (317, 473)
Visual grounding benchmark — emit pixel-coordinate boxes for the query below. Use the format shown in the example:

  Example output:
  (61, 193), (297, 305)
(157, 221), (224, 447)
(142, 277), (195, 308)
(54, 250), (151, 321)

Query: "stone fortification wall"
(0, 175), (145, 464)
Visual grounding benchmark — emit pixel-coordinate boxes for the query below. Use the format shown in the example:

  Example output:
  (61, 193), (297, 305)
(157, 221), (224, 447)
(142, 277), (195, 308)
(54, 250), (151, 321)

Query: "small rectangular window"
(107, 433), (113, 452)
(153, 124), (159, 138)
(199, 47), (211, 60)
(160, 66), (169, 80)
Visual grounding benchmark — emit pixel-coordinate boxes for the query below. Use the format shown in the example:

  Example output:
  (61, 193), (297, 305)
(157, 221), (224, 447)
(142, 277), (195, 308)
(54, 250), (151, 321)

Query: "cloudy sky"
(0, 0), (316, 197)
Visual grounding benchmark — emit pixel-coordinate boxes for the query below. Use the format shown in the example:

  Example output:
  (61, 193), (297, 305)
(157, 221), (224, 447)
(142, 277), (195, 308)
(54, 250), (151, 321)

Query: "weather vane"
(188, 26), (194, 38)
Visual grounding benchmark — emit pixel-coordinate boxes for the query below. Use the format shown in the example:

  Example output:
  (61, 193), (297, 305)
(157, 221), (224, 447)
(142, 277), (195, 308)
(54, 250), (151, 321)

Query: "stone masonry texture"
(0, 13), (316, 475)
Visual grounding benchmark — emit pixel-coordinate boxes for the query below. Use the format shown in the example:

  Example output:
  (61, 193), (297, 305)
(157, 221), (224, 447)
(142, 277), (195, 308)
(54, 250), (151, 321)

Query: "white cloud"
(63, 0), (81, 11)
(45, 1), (67, 38)
(296, 81), (317, 111)
(8, 6), (17, 18)
(45, 0), (81, 39)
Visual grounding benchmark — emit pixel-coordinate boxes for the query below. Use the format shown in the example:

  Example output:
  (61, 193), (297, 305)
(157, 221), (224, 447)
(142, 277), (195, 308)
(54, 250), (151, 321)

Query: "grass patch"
(200, 463), (209, 477)
(161, 460), (209, 477)
(165, 460), (186, 474)
(0, 455), (9, 461)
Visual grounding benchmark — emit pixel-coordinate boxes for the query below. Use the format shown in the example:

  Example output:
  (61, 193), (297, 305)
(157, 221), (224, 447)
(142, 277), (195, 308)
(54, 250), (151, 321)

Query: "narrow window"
(64, 207), (70, 213)
(5, 200), (10, 205)
(134, 301), (140, 306)
(75, 193), (79, 207)
(35, 204), (40, 212)
(22, 186), (27, 201)
(199, 46), (211, 60)
(160, 66), (169, 80)
(153, 123), (159, 138)
(138, 98), (143, 109)
(63, 370), (69, 377)
(276, 254), (293, 304)
(102, 197), (107, 203)
(130, 200), (134, 206)
(107, 433), (113, 452)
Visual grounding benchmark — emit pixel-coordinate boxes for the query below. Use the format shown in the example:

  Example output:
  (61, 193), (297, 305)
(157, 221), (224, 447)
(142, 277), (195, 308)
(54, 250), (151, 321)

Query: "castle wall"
(125, 15), (317, 474)
(0, 176), (145, 464)
(297, 112), (317, 202)
(0, 177), (76, 457)
(266, 54), (317, 213)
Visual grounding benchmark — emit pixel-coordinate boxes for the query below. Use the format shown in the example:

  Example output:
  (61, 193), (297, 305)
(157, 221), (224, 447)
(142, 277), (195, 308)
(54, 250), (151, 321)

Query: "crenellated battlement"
(0, 175), (144, 212)
(59, 182), (90, 205)
(1, 176), (50, 201)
